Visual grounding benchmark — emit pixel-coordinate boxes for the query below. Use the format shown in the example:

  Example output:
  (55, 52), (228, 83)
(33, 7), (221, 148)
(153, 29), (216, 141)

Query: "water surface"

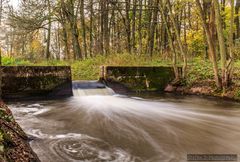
(8, 94), (240, 162)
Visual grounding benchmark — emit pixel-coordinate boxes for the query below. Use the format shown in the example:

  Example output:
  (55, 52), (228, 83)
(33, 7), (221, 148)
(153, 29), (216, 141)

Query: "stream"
(7, 85), (240, 162)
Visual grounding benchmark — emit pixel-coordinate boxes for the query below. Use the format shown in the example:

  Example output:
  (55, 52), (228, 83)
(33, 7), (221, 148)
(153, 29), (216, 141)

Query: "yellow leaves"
(186, 29), (205, 55)
(186, 29), (204, 45)
(29, 38), (44, 58)
(30, 39), (42, 51)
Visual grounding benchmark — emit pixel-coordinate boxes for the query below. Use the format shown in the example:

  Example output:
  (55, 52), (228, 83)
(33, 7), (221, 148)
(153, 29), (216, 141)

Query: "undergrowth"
(2, 54), (240, 85)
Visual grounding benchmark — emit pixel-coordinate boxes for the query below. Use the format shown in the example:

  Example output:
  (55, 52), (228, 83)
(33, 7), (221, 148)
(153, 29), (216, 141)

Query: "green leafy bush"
(2, 56), (31, 65)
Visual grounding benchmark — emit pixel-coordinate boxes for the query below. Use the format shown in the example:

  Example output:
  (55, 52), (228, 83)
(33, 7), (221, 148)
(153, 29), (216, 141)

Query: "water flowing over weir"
(72, 81), (115, 96)
(7, 82), (240, 162)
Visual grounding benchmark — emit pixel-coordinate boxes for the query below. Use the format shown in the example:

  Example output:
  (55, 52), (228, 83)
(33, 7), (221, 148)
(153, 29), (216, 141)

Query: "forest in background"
(0, 0), (240, 92)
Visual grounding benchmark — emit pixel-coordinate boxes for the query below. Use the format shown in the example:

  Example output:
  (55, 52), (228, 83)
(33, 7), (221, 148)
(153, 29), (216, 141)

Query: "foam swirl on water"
(50, 137), (138, 161)
(28, 130), (140, 162)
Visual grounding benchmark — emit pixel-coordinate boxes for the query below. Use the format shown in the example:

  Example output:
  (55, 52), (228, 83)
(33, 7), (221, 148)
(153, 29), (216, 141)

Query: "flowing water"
(8, 83), (240, 162)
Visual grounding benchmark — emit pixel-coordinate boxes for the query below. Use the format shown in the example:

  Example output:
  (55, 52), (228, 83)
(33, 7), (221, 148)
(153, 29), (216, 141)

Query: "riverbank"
(165, 79), (240, 102)
(0, 101), (40, 162)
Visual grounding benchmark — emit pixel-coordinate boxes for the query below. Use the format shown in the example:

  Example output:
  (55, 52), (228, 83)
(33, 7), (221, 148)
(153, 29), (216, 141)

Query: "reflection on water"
(8, 94), (240, 162)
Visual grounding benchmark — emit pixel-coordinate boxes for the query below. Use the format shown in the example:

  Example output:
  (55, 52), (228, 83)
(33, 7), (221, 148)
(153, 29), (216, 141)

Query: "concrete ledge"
(101, 66), (181, 92)
(1, 66), (73, 100)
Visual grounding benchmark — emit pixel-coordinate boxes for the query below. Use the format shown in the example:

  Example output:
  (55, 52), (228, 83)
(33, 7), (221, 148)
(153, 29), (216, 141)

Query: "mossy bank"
(0, 101), (40, 162)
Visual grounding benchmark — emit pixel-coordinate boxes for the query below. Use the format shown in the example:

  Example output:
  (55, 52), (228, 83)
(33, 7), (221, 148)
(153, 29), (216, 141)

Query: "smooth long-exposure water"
(8, 89), (240, 162)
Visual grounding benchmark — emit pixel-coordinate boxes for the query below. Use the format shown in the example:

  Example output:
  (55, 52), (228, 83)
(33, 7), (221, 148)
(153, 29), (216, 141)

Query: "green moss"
(0, 109), (13, 122)
(0, 117), (6, 161)
(0, 106), (15, 162)
(0, 107), (14, 149)
(0, 130), (4, 153)
(234, 88), (240, 99)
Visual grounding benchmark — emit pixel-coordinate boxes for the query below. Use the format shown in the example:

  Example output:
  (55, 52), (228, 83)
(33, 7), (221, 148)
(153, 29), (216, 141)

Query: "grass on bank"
(2, 53), (240, 84)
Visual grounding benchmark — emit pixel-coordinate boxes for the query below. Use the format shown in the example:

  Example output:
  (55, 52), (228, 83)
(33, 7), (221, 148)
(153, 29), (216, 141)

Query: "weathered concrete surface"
(101, 66), (181, 92)
(1, 66), (73, 100)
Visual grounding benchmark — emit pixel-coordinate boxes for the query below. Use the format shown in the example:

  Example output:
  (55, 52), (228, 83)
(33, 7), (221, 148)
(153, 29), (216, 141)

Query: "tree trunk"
(166, 0), (187, 78)
(46, 0), (51, 59)
(138, 0), (143, 55)
(0, 0), (3, 25)
(80, 0), (88, 59)
(195, 0), (221, 88)
(62, 22), (70, 60)
(146, 0), (153, 55)
(100, 0), (104, 54)
(131, 0), (137, 53)
(64, 0), (82, 60)
(209, 4), (217, 60)
(59, 1), (70, 60)
(148, 0), (159, 57)
(235, 0), (240, 39)
(213, 0), (228, 89)
(100, 0), (109, 55)
(228, 0), (235, 84)
(103, 0), (109, 55)
(159, 3), (179, 79)
(89, 0), (93, 57)
(125, 0), (131, 53)
(71, 23), (82, 60)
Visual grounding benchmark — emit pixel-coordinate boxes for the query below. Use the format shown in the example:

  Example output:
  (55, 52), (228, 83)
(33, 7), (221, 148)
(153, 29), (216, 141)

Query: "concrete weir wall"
(1, 66), (73, 100)
(101, 66), (181, 92)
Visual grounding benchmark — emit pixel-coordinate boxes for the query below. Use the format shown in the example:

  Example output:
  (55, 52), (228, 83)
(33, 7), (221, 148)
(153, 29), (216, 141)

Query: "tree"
(60, 0), (82, 59)
(80, 0), (87, 58)
(147, 0), (159, 57)
(229, 0), (235, 79)
(0, 0), (8, 25)
(196, 0), (221, 88)
(159, 1), (179, 79)
(235, 0), (240, 39)
(89, 0), (93, 57)
(46, 0), (52, 59)
(8, 0), (53, 59)
(0, 0), (4, 25)
(56, 0), (70, 59)
(213, 0), (228, 89)
(125, 0), (131, 53)
(166, 0), (188, 78)
(138, 0), (143, 55)
(0, 0), (9, 99)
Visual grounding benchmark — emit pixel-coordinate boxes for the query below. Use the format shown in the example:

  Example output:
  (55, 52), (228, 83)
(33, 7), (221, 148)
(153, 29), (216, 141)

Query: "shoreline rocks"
(0, 101), (40, 162)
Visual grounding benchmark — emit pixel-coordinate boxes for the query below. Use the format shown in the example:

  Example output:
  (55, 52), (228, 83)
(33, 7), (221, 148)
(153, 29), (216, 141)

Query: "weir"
(72, 81), (115, 96)
(101, 66), (181, 92)
(1, 66), (179, 99)
(1, 66), (73, 100)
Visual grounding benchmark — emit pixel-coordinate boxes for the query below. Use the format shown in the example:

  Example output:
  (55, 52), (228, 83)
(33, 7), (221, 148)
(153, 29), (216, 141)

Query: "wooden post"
(100, 66), (105, 80)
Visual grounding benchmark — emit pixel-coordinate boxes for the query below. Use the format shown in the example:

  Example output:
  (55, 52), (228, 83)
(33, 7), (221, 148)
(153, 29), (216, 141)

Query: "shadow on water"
(7, 84), (240, 162)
